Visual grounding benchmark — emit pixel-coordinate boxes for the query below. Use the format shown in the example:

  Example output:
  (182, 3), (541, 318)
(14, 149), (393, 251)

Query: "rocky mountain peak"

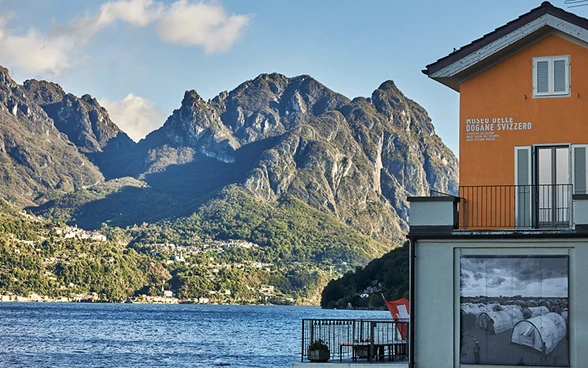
(376, 80), (401, 93)
(22, 79), (65, 105)
(182, 89), (204, 105)
(21, 78), (136, 178)
(0, 67), (18, 89)
(80, 94), (100, 107)
(370, 80), (411, 123)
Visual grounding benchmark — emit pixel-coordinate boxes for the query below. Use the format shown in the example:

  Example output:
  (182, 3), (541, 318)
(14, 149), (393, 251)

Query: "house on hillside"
(409, 2), (588, 367)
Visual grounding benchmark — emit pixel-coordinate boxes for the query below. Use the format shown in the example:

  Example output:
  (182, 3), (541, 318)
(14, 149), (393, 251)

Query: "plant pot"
(356, 346), (369, 358)
(308, 349), (330, 362)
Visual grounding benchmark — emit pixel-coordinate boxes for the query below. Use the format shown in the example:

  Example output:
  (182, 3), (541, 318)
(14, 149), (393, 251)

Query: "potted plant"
(354, 338), (371, 359)
(308, 339), (330, 362)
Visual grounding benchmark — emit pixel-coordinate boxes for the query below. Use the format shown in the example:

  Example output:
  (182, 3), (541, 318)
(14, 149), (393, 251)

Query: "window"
(532, 55), (570, 97)
(514, 145), (578, 228)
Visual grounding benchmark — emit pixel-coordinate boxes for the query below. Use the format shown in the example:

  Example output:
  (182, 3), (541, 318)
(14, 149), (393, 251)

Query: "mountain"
(128, 73), (458, 243)
(0, 67), (104, 206)
(0, 67), (457, 303)
(22, 79), (136, 178)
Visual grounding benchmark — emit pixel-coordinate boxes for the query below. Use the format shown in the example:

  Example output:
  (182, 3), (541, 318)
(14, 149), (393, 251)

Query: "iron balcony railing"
(458, 184), (573, 229)
(301, 318), (408, 363)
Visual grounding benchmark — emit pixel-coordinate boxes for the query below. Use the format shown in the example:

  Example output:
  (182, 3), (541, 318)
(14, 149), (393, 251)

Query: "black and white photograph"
(460, 255), (569, 366)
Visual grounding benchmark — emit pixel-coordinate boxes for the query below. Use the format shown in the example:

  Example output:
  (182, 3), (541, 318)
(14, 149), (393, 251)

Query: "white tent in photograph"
(460, 303), (497, 316)
(522, 306), (549, 319)
(510, 313), (567, 354)
(561, 309), (569, 324)
(460, 304), (479, 316)
(478, 311), (515, 335)
(499, 305), (524, 323)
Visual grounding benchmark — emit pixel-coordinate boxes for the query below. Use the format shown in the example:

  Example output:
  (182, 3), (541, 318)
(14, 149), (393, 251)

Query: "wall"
(459, 33), (588, 186)
(414, 237), (587, 368)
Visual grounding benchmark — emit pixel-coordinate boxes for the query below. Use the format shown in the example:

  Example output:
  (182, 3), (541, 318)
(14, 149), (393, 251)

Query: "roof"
(424, 2), (588, 91)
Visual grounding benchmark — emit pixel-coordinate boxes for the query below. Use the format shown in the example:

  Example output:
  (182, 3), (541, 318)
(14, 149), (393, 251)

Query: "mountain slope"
(132, 74), (458, 242)
(0, 67), (104, 206)
(22, 79), (136, 178)
(321, 242), (409, 309)
(0, 69), (458, 304)
(26, 73), (457, 245)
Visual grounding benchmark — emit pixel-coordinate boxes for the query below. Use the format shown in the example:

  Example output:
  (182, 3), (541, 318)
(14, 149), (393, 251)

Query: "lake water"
(0, 303), (390, 367)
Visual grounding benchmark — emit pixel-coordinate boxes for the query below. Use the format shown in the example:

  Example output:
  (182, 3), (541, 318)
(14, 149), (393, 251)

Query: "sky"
(1, 0), (588, 153)
(460, 256), (568, 298)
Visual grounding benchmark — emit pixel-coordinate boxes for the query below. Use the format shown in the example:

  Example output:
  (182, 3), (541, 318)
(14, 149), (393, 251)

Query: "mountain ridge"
(0, 66), (457, 302)
(126, 72), (458, 242)
(0, 67), (459, 244)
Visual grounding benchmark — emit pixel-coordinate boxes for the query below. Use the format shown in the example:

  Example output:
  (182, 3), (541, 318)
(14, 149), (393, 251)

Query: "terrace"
(410, 186), (588, 233)
(457, 185), (573, 230)
(294, 318), (409, 367)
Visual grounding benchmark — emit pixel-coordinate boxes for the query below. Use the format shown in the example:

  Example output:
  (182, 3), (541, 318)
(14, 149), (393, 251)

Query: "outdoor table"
(339, 341), (407, 362)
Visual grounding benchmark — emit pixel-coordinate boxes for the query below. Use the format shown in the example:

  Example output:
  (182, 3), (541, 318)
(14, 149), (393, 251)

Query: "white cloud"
(51, 0), (163, 43)
(0, 0), (252, 75)
(100, 93), (166, 141)
(98, 0), (164, 27)
(156, 0), (252, 53)
(0, 16), (75, 75)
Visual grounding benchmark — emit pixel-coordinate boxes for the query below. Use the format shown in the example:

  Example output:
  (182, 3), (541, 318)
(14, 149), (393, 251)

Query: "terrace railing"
(458, 184), (573, 230)
(301, 318), (408, 363)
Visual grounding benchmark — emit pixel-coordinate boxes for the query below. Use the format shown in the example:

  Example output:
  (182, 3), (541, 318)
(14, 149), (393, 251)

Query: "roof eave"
(430, 77), (460, 92)
(425, 2), (588, 86)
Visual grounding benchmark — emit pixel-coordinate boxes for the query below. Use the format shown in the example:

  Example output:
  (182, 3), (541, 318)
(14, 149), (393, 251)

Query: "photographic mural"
(460, 255), (569, 366)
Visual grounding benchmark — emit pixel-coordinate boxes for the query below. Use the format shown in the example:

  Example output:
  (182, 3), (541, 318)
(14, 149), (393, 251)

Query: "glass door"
(536, 146), (570, 228)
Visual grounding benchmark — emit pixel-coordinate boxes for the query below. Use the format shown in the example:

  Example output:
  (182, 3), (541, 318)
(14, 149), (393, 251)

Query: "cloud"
(0, 1), (251, 76)
(51, 0), (163, 43)
(100, 93), (166, 141)
(0, 16), (75, 75)
(155, 0), (252, 53)
(98, 0), (164, 27)
(460, 256), (568, 298)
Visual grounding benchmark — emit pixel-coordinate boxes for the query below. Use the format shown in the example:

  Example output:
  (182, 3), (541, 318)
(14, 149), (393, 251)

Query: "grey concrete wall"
(414, 241), (455, 367)
(409, 201), (455, 227)
(574, 197), (588, 225)
(413, 238), (587, 368)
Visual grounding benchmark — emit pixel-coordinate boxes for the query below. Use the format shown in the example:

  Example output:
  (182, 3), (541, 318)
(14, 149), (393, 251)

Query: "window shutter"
(574, 146), (587, 194)
(536, 61), (549, 93)
(515, 147), (532, 228)
(554, 59), (566, 93)
(516, 148), (531, 185)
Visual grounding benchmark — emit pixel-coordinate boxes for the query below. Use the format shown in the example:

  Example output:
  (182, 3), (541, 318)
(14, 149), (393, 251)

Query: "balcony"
(408, 186), (588, 234)
(296, 318), (409, 366)
(458, 184), (573, 230)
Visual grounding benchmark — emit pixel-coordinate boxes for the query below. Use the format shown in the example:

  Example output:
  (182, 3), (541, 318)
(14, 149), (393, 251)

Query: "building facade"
(409, 2), (588, 368)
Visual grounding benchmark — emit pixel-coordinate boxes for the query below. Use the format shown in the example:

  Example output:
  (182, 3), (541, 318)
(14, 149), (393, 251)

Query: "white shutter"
(573, 145), (588, 194)
(515, 147), (532, 228)
(536, 61), (549, 94)
(554, 59), (566, 93)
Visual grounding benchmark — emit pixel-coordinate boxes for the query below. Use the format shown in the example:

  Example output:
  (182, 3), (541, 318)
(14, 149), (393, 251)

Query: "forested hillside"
(321, 242), (409, 309)
(0, 200), (169, 301)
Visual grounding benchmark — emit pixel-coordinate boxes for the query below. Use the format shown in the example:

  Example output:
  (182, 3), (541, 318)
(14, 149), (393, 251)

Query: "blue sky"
(1, 0), (587, 153)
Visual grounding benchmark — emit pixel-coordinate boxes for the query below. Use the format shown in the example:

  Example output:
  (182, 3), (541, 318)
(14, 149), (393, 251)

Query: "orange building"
(408, 3), (588, 368)
(424, 2), (588, 230)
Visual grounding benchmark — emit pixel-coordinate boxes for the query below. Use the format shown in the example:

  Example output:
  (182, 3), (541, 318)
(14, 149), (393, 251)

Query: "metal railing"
(301, 318), (408, 363)
(458, 184), (573, 229)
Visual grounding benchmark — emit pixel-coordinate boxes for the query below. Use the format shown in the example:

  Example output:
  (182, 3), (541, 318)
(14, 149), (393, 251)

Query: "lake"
(0, 303), (390, 367)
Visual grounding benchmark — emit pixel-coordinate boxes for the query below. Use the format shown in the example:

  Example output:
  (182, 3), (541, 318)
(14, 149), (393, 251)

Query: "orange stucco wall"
(459, 34), (588, 186)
